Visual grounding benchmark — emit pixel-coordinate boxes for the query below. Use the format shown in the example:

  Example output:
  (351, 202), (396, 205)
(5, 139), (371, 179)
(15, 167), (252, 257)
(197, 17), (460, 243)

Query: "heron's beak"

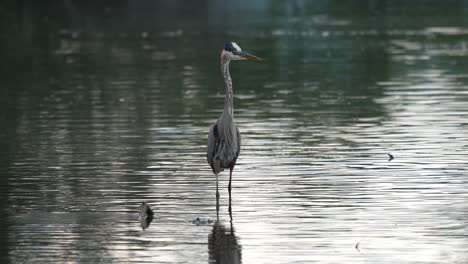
(239, 51), (262, 61)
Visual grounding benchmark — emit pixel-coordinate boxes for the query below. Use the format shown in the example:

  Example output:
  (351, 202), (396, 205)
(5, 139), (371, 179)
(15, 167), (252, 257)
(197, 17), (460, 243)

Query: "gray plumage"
(207, 42), (261, 200)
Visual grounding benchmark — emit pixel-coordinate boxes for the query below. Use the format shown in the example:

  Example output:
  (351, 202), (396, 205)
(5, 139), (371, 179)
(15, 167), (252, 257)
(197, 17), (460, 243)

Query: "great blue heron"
(207, 42), (261, 204)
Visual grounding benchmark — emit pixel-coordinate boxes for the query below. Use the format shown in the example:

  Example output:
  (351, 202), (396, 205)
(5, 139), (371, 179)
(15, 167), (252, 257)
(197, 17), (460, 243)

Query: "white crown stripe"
(232, 42), (242, 52)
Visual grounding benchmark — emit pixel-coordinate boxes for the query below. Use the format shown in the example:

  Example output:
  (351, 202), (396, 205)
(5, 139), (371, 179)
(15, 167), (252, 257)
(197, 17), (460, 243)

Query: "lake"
(1, 1), (467, 263)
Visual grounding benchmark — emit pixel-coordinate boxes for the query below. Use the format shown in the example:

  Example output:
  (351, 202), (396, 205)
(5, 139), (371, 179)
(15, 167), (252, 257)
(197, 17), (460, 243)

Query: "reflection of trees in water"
(5, 0), (468, 127)
(208, 220), (241, 264)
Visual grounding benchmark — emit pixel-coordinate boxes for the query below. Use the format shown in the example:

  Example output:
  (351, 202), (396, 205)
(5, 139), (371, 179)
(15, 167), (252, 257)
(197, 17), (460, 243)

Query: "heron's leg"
(216, 172), (219, 198)
(228, 191), (232, 215)
(214, 160), (221, 199)
(216, 173), (220, 213)
(228, 167), (233, 194)
(228, 168), (233, 214)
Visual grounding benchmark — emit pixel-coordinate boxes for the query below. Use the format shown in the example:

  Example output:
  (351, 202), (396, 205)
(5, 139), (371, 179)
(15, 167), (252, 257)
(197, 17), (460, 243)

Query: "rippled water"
(1, 1), (468, 263)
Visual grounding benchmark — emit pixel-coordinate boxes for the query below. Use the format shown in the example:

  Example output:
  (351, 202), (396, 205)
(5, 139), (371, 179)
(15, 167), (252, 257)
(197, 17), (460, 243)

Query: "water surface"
(1, 1), (468, 263)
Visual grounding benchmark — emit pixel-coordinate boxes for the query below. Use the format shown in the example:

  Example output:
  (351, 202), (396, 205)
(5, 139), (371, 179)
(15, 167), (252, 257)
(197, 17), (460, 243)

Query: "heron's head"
(221, 42), (261, 62)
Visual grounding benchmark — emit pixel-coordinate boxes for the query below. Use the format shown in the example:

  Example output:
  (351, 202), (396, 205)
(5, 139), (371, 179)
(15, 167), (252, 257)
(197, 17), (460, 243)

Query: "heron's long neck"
(221, 60), (234, 117)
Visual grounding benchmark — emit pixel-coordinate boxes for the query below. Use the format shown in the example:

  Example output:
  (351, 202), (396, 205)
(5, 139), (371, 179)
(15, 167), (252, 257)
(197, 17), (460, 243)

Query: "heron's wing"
(207, 123), (219, 166)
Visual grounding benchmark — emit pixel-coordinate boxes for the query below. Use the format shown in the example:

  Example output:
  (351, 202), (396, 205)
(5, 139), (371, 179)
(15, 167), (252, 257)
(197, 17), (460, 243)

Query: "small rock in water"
(139, 202), (154, 217)
(139, 202), (154, 230)
(388, 153), (394, 161)
(191, 217), (213, 225)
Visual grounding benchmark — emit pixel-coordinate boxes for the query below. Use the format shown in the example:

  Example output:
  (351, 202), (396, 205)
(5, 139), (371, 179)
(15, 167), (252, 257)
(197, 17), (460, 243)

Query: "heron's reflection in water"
(208, 196), (242, 264)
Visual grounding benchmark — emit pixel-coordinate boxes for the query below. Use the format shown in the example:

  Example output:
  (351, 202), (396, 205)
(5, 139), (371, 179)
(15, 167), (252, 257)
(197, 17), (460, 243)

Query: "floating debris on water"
(355, 241), (361, 253)
(388, 153), (394, 161)
(191, 217), (213, 225)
